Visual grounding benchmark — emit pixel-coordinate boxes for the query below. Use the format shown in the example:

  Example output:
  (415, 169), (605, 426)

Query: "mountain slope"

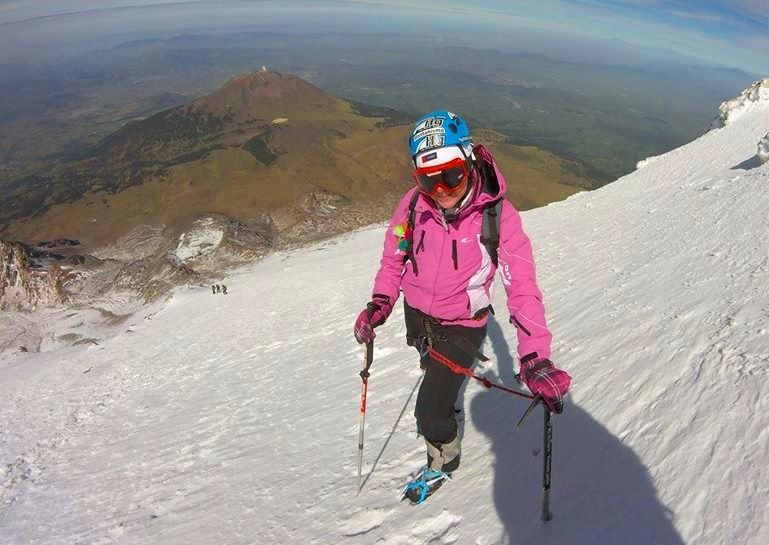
(0, 84), (768, 544)
(2, 70), (589, 252)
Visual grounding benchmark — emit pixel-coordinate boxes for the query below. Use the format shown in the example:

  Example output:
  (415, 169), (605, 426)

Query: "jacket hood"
(472, 144), (507, 204)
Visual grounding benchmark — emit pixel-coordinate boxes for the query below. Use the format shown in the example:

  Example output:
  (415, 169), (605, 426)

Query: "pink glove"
(520, 356), (571, 414)
(353, 294), (393, 344)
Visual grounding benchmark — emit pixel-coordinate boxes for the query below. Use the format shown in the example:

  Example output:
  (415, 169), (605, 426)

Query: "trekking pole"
(356, 304), (376, 495)
(541, 406), (553, 521)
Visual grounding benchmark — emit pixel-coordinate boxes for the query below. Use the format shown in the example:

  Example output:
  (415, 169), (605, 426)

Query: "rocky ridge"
(0, 241), (67, 311)
(711, 78), (769, 129)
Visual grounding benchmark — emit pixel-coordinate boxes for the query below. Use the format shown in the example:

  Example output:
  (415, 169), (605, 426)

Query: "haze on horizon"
(0, 0), (767, 76)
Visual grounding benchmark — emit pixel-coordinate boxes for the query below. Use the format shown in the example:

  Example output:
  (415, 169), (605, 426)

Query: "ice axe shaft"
(542, 406), (553, 521)
(515, 393), (555, 521)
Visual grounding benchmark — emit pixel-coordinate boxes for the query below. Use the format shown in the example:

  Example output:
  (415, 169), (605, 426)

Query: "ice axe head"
(517, 394), (543, 427)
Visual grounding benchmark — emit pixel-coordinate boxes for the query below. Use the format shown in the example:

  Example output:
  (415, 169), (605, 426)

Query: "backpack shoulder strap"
(480, 199), (503, 266)
(405, 190), (422, 274)
(408, 190), (421, 232)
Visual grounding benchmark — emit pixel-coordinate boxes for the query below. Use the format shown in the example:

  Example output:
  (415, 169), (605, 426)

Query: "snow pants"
(404, 300), (487, 473)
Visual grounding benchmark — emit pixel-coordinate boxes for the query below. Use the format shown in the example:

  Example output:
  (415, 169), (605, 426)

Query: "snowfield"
(172, 218), (225, 262)
(1, 92), (769, 544)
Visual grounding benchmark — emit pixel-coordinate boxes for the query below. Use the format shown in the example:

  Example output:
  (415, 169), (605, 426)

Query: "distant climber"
(211, 285), (216, 295)
(222, 285), (228, 295)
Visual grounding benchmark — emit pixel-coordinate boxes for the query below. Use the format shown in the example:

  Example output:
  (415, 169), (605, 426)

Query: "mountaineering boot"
(402, 465), (452, 505)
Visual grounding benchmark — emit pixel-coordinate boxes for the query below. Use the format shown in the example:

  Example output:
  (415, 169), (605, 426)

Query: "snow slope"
(1, 96), (769, 545)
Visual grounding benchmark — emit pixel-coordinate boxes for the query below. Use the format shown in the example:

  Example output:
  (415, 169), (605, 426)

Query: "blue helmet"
(408, 110), (473, 164)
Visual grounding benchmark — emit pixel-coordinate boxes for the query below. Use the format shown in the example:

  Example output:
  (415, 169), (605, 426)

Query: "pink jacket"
(372, 145), (552, 360)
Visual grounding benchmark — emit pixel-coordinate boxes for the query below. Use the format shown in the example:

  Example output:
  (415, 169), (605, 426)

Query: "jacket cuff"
(520, 352), (539, 365)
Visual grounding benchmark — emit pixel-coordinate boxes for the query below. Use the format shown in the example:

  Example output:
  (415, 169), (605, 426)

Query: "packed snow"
(1, 91), (769, 545)
(634, 154), (659, 169)
(171, 218), (224, 262)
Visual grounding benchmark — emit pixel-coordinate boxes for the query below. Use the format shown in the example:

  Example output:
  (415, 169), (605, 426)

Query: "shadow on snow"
(731, 155), (765, 170)
(469, 317), (685, 545)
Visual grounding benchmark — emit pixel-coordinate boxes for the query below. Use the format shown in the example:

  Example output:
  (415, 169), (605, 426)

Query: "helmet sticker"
(409, 110), (472, 159)
(412, 117), (445, 139)
(413, 127), (445, 140)
(420, 151), (438, 163)
(416, 134), (445, 152)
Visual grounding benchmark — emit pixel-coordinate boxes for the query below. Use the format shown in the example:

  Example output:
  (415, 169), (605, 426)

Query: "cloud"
(670, 9), (732, 24)
(733, 33), (769, 75)
(728, 0), (769, 17)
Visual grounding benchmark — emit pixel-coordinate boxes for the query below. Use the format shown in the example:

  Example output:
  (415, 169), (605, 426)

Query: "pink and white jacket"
(372, 145), (552, 360)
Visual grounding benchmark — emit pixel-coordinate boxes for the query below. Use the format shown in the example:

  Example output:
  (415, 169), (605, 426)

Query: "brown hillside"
(2, 70), (589, 252)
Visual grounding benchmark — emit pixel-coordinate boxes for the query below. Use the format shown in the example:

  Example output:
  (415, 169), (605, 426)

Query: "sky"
(0, 0), (767, 75)
(1, 79), (768, 544)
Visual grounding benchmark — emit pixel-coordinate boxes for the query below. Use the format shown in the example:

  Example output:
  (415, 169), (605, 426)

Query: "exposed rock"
(37, 238), (80, 248)
(711, 78), (769, 129)
(90, 225), (166, 262)
(758, 133), (769, 165)
(0, 241), (68, 311)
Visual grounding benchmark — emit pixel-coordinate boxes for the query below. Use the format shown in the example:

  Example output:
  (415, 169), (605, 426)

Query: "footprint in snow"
(341, 507), (393, 537)
(376, 509), (462, 544)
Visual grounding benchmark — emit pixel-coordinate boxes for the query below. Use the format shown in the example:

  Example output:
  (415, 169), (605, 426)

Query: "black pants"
(404, 301), (487, 471)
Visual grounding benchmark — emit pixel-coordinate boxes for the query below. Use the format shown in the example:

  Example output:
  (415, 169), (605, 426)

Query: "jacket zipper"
(451, 239), (458, 270)
(416, 231), (426, 253)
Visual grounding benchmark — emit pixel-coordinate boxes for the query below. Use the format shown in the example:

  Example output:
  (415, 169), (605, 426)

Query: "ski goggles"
(412, 157), (470, 197)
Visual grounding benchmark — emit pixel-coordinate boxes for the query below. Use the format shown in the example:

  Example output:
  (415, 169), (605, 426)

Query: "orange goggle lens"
(412, 158), (469, 196)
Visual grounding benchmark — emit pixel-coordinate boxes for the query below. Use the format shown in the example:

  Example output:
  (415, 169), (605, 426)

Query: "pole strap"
(426, 346), (534, 400)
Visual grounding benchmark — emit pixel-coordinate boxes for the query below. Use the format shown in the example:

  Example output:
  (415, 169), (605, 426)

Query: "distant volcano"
(0, 69), (592, 320)
(193, 69), (343, 121)
(2, 69), (589, 255)
(1, 69), (416, 248)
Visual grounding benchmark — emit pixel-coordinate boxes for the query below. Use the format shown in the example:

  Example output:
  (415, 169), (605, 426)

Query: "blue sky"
(0, 0), (767, 74)
(576, 0), (769, 68)
(385, 0), (769, 74)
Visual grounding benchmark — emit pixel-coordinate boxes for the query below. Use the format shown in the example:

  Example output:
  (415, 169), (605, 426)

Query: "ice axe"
(516, 393), (555, 522)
